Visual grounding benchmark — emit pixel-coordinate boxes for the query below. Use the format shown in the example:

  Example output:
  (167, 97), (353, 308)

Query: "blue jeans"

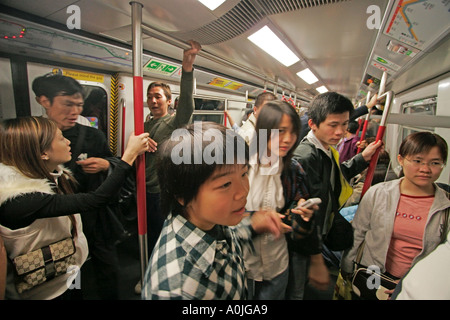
(285, 251), (310, 300)
(247, 267), (289, 300)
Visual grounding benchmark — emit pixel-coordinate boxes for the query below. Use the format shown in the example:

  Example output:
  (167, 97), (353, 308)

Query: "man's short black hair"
(347, 120), (359, 134)
(32, 73), (84, 103)
(309, 92), (354, 126)
(254, 92), (277, 108)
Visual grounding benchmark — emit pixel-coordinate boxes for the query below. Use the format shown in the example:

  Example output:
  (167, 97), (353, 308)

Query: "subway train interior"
(0, 0), (449, 301)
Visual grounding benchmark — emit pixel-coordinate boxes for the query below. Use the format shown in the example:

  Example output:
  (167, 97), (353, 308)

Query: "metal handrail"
(361, 90), (394, 198)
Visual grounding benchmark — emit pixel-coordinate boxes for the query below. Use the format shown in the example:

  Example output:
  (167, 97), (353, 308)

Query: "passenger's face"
(309, 112), (349, 149)
(253, 99), (271, 119)
(147, 87), (171, 119)
(42, 129), (72, 171)
(40, 94), (84, 131)
(268, 114), (297, 158)
(398, 146), (444, 190)
(184, 165), (249, 231)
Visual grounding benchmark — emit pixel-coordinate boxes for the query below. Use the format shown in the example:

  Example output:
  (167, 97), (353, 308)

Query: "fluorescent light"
(248, 26), (300, 67)
(316, 85), (328, 93)
(198, 0), (226, 10)
(297, 68), (318, 84)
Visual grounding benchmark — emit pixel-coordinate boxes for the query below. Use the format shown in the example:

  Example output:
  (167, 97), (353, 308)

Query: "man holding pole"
(135, 40), (201, 294)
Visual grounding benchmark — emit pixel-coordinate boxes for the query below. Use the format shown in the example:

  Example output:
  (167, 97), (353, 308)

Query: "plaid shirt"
(142, 214), (253, 300)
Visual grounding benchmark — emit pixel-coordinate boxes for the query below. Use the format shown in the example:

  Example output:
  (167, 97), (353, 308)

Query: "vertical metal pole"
(130, 1), (148, 286)
(361, 91), (394, 198)
(357, 92), (371, 153)
(378, 71), (387, 96)
(120, 98), (126, 156)
(274, 76), (278, 96)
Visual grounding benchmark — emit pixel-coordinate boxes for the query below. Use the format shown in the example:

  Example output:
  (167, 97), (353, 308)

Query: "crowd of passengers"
(0, 40), (448, 301)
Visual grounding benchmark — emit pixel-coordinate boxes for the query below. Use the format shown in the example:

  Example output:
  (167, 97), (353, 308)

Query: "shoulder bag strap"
(355, 241), (365, 266)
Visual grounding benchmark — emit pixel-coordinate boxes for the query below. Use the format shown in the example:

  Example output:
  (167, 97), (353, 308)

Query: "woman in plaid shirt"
(141, 122), (315, 299)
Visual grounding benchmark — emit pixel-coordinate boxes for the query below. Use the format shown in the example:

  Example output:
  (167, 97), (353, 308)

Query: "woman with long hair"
(243, 100), (317, 300)
(0, 116), (149, 300)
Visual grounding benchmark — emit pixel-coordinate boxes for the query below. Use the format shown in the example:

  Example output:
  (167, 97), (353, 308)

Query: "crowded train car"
(0, 0), (449, 302)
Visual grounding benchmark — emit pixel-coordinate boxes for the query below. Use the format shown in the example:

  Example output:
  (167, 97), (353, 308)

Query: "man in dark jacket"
(298, 93), (378, 142)
(32, 73), (123, 299)
(290, 92), (381, 299)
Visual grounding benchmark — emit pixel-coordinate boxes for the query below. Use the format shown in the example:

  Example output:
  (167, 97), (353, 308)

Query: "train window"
(194, 98), (225, 111)
(81, 86), (108, 136)
(191, 96), (226, 125)
(400, 96), (437, 139)
(192, 113), (224, 124)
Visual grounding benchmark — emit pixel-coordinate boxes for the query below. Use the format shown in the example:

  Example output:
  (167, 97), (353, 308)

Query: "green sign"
(144, 59), (179, 75)
(376, 57), (388, 64)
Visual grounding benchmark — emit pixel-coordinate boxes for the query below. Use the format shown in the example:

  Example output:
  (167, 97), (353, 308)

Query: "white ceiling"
(0, 0), (448, 103)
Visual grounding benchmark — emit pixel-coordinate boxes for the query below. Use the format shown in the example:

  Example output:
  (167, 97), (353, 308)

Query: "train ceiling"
(0, 0), (449, 104)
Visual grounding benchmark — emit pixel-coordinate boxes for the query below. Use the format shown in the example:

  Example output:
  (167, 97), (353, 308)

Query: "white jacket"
(0, 163), (88, 300)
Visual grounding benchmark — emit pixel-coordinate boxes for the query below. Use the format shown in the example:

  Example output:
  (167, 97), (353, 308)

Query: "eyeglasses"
(404, 158), (445, 169)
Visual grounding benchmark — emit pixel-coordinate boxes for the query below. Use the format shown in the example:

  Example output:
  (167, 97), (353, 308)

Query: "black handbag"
(351, 266), (397, 300)
(351, 241), (396, 300)
(323, 184), (353, 251)
(323, 211), (353, 251)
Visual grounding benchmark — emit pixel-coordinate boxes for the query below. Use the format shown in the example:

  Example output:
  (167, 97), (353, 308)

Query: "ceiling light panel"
(316, 85), (328, 93)
(248, 26), (300, 67)
(297, 68), (319, 84)
(198, 0), (226, 11)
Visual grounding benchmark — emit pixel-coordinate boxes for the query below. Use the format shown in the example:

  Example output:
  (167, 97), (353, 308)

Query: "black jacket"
(291, 139), (368, 254)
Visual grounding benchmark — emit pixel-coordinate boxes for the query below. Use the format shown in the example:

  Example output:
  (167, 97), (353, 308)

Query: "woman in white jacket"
(341, 131), (450, 298)
(242, 101), (317, 299)
(0, 116), (150, 299)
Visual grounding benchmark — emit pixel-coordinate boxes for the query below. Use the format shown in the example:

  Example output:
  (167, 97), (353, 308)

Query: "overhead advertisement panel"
(208, 77), (243, 90)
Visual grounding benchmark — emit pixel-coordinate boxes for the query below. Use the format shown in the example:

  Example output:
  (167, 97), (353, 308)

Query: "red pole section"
(357, 92), (372, 153)
(130, 1), (148, 283)
(361, 91), (393, 198)
(361, 125), (385, 197)
(133, 76), (147, 235)
(355, 118), (363, 137)
(121, 99), (126, 156)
